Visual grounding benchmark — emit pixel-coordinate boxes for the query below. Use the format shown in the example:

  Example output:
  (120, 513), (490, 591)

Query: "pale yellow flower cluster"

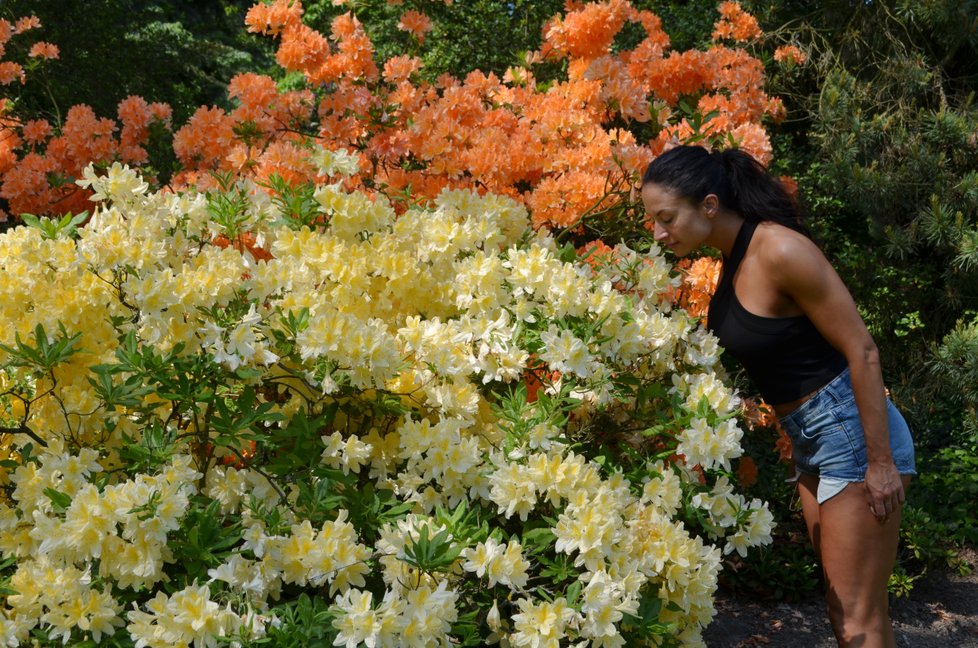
(6, 558), (122, 644)
(205, 465), (282, 515)
(0, 453), (201, 644)
(374, 514), (453, 591)
(332, 580), (458, 648)
(691, 476), (775, 557)
(487, 464), (724, 645)
(126, 584), (262, 648)
(0, 163), (775, 646)
(261, 514), (372, 593)
(462, 537), (529, 588)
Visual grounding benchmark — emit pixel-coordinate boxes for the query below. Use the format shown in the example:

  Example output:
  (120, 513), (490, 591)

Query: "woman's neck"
(705, 211), (745, 258)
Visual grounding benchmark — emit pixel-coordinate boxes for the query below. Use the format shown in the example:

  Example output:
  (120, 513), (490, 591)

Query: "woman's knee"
(826, 610), (887, 646)
(825, 586), (890, 645)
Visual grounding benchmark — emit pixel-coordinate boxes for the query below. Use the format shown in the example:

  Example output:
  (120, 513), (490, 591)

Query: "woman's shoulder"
(752, 221), (824, 265)
(750, 221), (834, 287)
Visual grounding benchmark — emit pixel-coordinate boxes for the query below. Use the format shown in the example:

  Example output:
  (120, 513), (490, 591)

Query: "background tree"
(1, 0), (275, 125)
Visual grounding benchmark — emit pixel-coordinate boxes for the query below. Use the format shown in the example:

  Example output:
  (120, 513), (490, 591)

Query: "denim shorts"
(778, 367), (917, 503)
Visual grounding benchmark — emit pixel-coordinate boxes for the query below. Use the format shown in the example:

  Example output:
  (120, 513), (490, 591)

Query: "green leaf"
(0, 323), (83, 372)
(44, 488), (73, 512)
(520, 526), (555, 551)
(20, 211), (88, 240)
(402, 523), (463, 573)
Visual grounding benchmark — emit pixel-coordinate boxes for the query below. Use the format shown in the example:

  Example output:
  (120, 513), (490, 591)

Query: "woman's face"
(641, 182), (714, 257)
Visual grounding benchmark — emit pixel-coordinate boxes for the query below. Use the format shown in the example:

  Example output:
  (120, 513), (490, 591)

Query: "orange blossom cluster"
(1, 1), (788, 231)
(0, 15), (171, 220)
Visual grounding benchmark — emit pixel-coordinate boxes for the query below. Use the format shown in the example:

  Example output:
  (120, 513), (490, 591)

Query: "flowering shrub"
(0, 161), (773, 646)
(1, 0), (785, 236)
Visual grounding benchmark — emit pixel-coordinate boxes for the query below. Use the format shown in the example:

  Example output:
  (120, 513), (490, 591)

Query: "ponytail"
(642, 145), (808, 236)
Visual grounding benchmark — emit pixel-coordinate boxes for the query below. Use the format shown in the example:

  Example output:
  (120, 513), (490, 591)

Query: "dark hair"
(642, 145), (808, 236)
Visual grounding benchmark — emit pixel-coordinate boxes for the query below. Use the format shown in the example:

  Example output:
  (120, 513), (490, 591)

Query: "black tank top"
(707, 221), (847, 404)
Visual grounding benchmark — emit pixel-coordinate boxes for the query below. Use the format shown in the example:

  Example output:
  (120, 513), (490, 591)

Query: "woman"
(641, 145), (916, 648)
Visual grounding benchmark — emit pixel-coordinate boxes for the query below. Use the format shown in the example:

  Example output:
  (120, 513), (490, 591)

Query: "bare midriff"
(771, 387), (822, 419)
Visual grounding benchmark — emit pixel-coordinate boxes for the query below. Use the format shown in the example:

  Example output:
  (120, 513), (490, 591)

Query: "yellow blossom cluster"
(0, 452), (202, 643)
(0, 163), (773, 646)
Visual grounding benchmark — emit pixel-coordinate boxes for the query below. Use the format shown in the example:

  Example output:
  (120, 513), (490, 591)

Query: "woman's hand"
(864, 460), (905, 521)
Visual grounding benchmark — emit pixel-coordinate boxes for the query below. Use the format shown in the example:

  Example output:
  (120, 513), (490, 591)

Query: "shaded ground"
(703, 548), (978, 647)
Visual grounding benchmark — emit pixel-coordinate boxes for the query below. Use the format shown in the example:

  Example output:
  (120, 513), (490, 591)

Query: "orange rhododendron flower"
(173, 105), (236, 170)
(330, 13), (379, 83)
(741, 397), (778, 431)
(228, 73), (280, 134)
(578, 239), (617, 268)
(0, 62), (25, 85)
(736, 456), (758, 488)
(544, 0), (631, 60)
(13, 16), (41, 34)
(0, 20), (12, 47)
(213, 232), (274, 262)
(779, 175), (799, 202)
(775, 428), (793, 462)
(50, 104), (118, 176)
(276, 22), (332, 78)
(774, 44), (807, 66)
(712, 1), (761, 42)
(149, 102), (173, 124)
(21, 119), (51, 145)
(382, 55), (423, 84)
(245, 0), (303, 36)
(397, 10), (432, 44)
(117, 96), (154, 164)
(742, 397), (792, 463)
(0, 122), (20, 175)
(609, 136), (653, 180)
(668, 256), (720, 321)
(0, 151), (59, 216)
(253, 138), (316, 186)
(765, 96), (786, 124)
(527, 170), (608, 230)
(27, 41), (59, 59)
(730, 121), (772, 166)
(582, 56), (649, 122)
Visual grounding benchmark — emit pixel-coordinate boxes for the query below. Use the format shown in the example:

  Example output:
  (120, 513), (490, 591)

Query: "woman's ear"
(701, 193), (720, 218)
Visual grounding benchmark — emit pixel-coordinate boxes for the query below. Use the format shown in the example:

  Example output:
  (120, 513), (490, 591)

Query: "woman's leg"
(805, 475), (911, 648)
(797, 473), (822, 561)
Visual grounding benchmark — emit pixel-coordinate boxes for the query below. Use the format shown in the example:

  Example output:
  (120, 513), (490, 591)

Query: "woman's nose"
(653, 222), (668, 240)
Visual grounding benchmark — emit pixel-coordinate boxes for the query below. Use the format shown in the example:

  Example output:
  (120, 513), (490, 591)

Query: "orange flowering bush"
(185, 0), (780, 236)
(671, 256), (722, 323)
(0, 101), (172, 219)
(2, 1), (789, 232)
(0, 13), (173, 221)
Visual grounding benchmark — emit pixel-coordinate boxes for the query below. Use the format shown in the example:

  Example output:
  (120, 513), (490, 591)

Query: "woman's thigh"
(817, 477), (911, 618)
